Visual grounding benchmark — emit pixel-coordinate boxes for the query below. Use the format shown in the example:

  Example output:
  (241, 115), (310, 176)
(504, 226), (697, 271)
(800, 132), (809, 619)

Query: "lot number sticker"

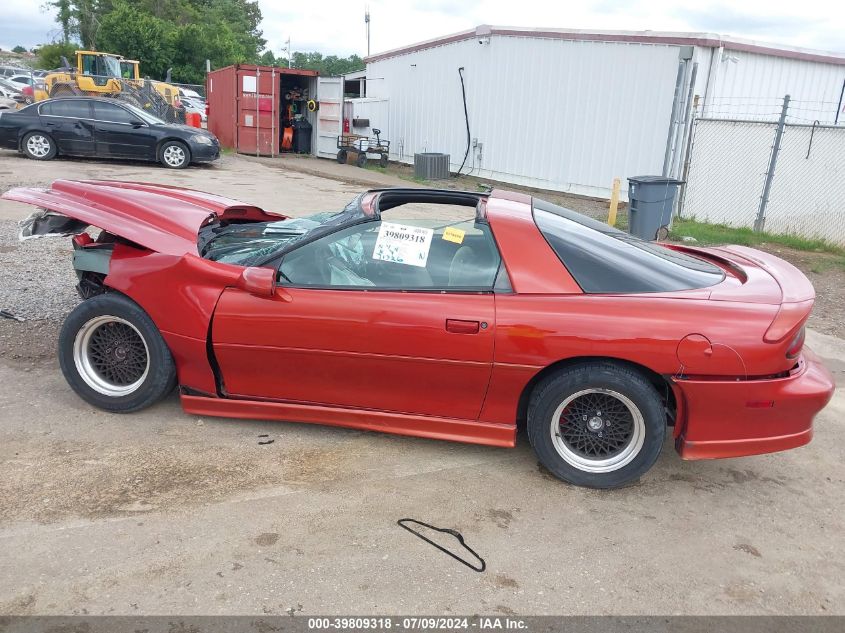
(442, 227), (466, 244)
(373, 222), (434, 267)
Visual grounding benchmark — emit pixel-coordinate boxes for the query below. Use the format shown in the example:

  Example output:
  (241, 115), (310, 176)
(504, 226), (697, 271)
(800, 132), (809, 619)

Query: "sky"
(2, 0), (843, 57)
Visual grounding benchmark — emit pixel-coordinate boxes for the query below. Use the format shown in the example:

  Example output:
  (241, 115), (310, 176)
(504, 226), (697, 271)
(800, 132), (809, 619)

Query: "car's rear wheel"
(22, 132), (57, 161)
(160, 141), (190, 169)
(527, 363), (665, 488)
(58, 293), (177, 412)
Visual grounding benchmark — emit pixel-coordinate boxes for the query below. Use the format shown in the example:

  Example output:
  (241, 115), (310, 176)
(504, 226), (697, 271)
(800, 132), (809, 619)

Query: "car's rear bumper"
(674, 347), (835, 459)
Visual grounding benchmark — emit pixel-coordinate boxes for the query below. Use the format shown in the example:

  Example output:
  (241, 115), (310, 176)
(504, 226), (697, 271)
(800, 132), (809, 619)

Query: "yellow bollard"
(607, 177), (621, 227)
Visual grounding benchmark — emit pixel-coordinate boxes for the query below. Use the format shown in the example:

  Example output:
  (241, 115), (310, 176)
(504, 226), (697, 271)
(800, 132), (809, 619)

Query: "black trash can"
(292, 118), (313, 154)
(627, 176), (684, 240)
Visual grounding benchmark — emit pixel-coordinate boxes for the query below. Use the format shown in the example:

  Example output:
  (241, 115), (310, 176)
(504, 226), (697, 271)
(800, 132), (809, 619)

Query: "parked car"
(0, 78), (32, 106)
(0, 77), (23, 96)
(0, 66), (27, 78)
(0, 97), (220, 168)
(178, 86), (204, 101)
(181, 96), (207, 123)
(0, 96), (15, 110)
(2, 184), (834, 488)
(8, 74), (35, 87)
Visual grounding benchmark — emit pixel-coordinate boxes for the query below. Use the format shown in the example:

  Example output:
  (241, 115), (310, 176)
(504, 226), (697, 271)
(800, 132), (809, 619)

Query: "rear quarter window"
(533, 199), (724, 293)
(40, 99), (92, 118)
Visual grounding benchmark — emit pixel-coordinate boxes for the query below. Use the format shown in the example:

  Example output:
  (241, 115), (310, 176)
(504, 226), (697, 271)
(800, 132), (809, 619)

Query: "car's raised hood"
(2, 180), (284, 256)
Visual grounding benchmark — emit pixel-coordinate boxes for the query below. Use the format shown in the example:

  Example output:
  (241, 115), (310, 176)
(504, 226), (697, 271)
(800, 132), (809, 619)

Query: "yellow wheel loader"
(35, 51), (185, 123)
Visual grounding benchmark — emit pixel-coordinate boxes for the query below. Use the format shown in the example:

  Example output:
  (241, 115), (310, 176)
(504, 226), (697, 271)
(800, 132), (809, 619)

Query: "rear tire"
(22, 132), (57, 161)
(336, 149), (348, 164)
(58, 293), (177, 413)
(356, 152), (367, 168)
(379, 154), (389, 168)
(159, 140), (190, 168)
(527, 363), (665, 488)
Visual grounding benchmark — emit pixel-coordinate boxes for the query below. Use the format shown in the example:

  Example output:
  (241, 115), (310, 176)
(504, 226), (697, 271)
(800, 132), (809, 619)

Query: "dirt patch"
(0, 442), (356, 524)
(0, 319), (62, 369)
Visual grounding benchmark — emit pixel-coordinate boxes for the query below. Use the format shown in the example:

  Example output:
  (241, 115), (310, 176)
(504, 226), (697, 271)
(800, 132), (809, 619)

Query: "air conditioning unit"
(414, 153), (450, 180)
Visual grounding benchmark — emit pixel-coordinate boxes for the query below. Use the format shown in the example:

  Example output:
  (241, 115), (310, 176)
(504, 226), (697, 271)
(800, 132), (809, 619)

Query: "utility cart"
(336, 129), (390, 168)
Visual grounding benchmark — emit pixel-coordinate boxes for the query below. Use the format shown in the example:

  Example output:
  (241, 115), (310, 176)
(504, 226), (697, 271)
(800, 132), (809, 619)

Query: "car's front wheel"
(58, 293), (177, 412)
(527, 363), (665, 488)
(159, 140), (190, 169)
(22, 132), (57, 161)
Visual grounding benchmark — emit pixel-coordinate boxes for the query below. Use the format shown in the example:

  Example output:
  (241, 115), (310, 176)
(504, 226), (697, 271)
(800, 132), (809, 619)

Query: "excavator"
(34, 50), (185, 122)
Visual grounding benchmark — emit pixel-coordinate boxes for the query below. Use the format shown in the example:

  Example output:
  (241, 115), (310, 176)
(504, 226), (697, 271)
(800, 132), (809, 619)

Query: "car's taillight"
(786, 326), (805, 359)
(205, 103), (210, 116)
(764, 300), (813, 342)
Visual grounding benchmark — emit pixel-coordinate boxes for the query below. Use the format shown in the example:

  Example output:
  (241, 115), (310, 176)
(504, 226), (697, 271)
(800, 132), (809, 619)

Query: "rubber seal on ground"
(397, 518), (486, 572)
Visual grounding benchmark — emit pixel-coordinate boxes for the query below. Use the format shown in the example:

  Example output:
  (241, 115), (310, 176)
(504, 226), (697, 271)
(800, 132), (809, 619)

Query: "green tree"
(12, 45), (28, 54)
(97, 2), (175, 79)
(48, 0), (73, 43)
(171, 22), (244, 84)
(258, 50), (276, 66)
(36, 41), (79, 69)
(205, 0), (265, 59)
(290, 52), (364, 76)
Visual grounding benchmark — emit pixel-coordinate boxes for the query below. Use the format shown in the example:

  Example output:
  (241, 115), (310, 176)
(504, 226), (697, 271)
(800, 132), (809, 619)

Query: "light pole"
(282, 37), (291, 68)
(365, 6), (370, 56)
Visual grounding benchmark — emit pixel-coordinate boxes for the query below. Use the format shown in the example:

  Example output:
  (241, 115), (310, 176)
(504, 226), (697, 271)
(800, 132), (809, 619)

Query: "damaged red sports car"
(3, 180), (834, 488)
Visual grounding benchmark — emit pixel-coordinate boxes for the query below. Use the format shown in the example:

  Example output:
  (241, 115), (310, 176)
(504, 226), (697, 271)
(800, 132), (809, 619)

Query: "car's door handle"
(446, 319), (480, 334)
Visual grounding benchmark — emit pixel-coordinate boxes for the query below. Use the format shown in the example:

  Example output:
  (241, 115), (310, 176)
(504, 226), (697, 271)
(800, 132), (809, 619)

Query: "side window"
(92, 102), (136, 124)
(81, 55), (95, 75)
(41, 100), (92, 118)
(279, 217), (502, 290)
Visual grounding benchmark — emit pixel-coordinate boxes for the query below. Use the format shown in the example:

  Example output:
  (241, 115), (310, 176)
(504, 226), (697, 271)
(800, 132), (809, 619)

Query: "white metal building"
(350, 26), (845, 199)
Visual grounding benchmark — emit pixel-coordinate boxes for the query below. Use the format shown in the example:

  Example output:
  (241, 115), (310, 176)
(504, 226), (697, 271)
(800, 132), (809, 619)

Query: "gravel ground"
(0, 219), (80, 322)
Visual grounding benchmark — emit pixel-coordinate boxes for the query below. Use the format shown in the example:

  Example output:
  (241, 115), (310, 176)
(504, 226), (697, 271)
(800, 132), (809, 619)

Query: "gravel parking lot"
(0, 151), (843, 616)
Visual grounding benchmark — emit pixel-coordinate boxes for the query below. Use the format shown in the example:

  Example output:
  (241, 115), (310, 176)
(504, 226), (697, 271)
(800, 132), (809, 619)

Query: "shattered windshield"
(199, 195), (367, 266)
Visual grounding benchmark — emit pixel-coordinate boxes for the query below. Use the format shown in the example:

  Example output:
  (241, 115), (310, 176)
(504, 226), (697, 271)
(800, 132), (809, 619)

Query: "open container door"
(315, 76), (343, 158)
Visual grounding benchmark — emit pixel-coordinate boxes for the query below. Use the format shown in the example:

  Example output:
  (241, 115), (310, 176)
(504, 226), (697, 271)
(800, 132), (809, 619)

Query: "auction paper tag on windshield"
(373, 222), (433, 267)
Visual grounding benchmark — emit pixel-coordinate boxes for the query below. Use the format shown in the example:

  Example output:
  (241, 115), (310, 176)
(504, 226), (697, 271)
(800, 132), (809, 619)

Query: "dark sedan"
(0, 97), (220, 168)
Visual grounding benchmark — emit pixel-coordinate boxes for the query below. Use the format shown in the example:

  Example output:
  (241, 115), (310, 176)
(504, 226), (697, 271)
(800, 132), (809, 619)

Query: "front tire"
(159, 140), (190, 169)
(58, 293), (177, 413)
(22, 132), (57, 161)
(527, 363), (665, 488)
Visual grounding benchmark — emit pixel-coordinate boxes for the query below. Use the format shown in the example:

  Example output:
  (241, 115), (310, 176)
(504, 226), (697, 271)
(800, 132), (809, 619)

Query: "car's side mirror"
(236, 266), (276, 297)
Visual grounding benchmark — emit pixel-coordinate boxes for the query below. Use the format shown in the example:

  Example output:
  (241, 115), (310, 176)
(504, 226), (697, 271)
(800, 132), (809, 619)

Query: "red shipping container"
(206, 64), (319, 156)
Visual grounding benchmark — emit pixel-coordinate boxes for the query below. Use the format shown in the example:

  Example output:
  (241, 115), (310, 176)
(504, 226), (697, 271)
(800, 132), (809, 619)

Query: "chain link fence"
(39, 75), (186, 123)
(680, 96), (845, 246)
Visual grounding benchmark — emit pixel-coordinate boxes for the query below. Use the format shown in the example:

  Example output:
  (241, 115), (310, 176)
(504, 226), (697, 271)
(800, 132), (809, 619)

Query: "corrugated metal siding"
(367, 36), (682, 198)
(705, 50), (844, 123)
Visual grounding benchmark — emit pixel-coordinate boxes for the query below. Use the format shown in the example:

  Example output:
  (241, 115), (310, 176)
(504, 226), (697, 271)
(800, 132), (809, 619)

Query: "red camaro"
(4, 180), (834, 488)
